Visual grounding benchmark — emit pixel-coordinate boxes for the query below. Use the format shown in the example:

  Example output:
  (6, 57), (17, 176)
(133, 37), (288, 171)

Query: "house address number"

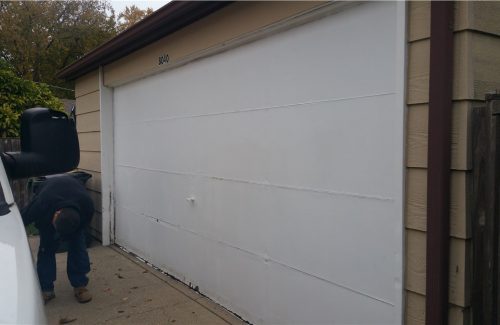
(158, 54), (169, 65)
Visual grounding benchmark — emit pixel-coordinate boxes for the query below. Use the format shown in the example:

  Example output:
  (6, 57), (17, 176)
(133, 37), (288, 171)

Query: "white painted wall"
(113, 2), (405, 324)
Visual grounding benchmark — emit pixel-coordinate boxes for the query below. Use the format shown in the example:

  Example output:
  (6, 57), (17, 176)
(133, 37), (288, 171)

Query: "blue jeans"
(37, 229), (90, 292)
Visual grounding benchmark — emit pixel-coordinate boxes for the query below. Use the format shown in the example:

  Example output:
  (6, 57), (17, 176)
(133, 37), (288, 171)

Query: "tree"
(0, 60), (63, 137)
(117, 5), (153, 33)
(0, 1), (117, 99)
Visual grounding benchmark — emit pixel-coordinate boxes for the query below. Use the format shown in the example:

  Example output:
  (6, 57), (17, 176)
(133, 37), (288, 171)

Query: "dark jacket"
(21, 175), (94, 233)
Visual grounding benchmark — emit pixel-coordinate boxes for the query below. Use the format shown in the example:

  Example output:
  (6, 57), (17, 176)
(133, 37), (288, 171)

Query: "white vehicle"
(0, 107), (80, 324)
(0, 166), (46, 324)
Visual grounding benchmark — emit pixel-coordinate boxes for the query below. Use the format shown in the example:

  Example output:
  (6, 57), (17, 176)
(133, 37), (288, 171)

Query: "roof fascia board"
(58, 1), (230, 80)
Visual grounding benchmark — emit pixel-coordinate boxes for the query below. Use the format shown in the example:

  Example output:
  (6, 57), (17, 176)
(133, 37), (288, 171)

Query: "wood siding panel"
(469, 1), (500, 37)
(75, 91), (100, 114)
(453, 31), (473, 101)
(406, 291), (425, 325)
(408, 1), (500, 42)
(78, 132), (101, 152)
(407, 32), (472, 104)
(408, 1), (430, 42)
(406, 102), (470, 170)
(104, 2), (325, 86)
(408, 39), (430, 104)
(449, 306), (470, 325)
(406, 229), (471, 307)
(88, 190), (102, 213)
(76, 111), (100, 133)
(406, 104), (428, 167)
(406, 229), (426, 297)
(89, 211), (102, 239)
(405, 291), (469, 325)
(450, 171), (468, 239)
(471, 32), (500, 100)
(79, 151), (101, 173)
(75, 70), (99, 97)
(449, 238), (471, 307)
(406, 169), (469, 239)
(406, 168), (427, 231)
(408, 31), (500, 103)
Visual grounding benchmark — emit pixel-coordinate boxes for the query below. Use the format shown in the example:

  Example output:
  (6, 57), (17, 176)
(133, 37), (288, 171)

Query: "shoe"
(42, 291), (55, 304)
(74, 287), (92, 303)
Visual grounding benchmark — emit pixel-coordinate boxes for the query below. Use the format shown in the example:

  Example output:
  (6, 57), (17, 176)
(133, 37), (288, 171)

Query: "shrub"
(0, 64), (63, 137)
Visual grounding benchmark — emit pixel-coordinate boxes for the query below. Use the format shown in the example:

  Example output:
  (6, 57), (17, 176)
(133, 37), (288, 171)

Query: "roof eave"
(58, 1), (230, 81)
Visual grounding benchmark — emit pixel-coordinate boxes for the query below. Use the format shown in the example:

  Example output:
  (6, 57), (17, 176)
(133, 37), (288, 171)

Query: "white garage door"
(113, 2), (405, 324)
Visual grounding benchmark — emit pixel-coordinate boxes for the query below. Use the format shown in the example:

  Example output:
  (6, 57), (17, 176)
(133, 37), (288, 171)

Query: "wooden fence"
(471, 94), (500, 324)
(0, 138), (30, 209)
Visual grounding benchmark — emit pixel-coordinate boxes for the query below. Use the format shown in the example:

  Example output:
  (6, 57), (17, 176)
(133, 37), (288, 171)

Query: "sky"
(110, 1), (171, 15)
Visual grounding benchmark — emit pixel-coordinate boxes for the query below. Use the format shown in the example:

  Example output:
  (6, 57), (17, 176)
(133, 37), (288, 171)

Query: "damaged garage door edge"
(111, 244), (250, 325)
(99, 66), (115, 246)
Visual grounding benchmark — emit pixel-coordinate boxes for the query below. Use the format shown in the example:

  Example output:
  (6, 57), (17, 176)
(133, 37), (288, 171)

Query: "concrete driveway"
(28, 237), (245, 325)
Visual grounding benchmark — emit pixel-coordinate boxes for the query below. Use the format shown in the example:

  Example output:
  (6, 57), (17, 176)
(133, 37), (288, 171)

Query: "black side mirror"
(1, 107), (80, 179)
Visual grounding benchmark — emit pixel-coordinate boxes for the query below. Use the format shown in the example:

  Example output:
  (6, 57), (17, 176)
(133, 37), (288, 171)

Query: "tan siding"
(407, 39), (430, 105)
(471, 32), (500, 100)
(450, 172), (468, 239)
(75, 91), (100, 114)
(89, 211), (102, 238)
(76, 111), (100, 133)
(75, 70), (99, 97)
(79, 150), (101, 172)
(405, 229), (426, 297)
(405, 291), (470, 325)
(449, 238), (471, 307)
(449, 306), (471, 325)
(408, 31), (500, 103)
(78, 170), (102, 193)
(78, 132), (101, 152)
(403, 3), (490, 322)
(103, 1), (325, 86)
(406, 105), (427, 167)
(408, 1), (500, 42)
(453, 32), (474, 101)
(408, 2), (430, 43)
(406, 102), (470, 170)
(407, 32), (472, 104)
(405, 230), (471, 307)
(406, 169), (469, 239)
(405, 291), (425, 325)
(88, 190), (102, 213)
(75, 70), (102, 240)
(468, 1), (500, 37)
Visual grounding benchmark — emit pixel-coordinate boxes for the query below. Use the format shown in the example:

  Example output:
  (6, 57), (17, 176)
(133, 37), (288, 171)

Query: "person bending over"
(22, 175), (94, 304)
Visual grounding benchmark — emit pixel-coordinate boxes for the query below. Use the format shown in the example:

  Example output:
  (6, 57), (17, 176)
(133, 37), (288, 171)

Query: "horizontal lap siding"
(406, 169), (468, 239)
(405, 1), (500, 324)
(78, 132), (101, 152)
(406, 102), (470, 170)
(75, 70), (102, 241)
(405, 229), (471, 306)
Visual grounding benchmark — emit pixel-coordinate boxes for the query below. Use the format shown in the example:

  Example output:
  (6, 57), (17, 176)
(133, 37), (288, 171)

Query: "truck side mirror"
(1, 107), (80, 179)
